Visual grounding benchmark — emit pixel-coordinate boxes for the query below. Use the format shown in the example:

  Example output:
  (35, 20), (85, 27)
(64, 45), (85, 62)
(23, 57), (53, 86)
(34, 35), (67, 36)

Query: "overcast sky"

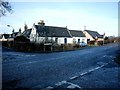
(0, 1), (118, 36)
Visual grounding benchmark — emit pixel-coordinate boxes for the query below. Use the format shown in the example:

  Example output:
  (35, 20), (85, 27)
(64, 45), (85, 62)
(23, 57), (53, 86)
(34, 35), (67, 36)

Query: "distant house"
(12, 29), (22, 38)
(0, 34), (13, 41)
(83, 30), (104, 42)
(0, 29), (22, 42)
(69, 30), (87, 44)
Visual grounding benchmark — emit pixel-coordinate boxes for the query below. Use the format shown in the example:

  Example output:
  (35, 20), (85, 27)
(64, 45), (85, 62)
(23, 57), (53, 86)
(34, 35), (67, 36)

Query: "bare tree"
(0, 0), (13, 17)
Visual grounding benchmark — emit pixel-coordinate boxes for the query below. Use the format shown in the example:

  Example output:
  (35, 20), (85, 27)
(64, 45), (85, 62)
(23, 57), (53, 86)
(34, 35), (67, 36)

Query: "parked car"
(79, 42), (87, 47)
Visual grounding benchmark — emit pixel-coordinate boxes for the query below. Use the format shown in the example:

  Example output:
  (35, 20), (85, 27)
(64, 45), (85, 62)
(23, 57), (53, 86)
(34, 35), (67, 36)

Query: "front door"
(64, 38), (67, 44)
(78, 39), (80, 43)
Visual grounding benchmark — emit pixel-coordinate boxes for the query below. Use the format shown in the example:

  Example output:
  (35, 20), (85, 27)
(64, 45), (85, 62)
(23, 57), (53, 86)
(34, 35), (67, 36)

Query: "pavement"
(2, 43), (120, 89)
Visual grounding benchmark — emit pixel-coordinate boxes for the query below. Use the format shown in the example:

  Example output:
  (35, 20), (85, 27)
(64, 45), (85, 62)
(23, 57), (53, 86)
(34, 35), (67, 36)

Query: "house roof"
(35, 25), (71, 37)
(84, 30), (103, 39)
(22, 29), (32, 38)
(12, 32), (19, 36)
(4, 34), (11, 38)
(69, 30), (85, 37)
(0, 34), (12, 39)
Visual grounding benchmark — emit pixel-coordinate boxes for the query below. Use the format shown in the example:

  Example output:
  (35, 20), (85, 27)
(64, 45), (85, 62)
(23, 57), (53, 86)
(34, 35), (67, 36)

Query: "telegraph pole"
(103, 33), (105, 45)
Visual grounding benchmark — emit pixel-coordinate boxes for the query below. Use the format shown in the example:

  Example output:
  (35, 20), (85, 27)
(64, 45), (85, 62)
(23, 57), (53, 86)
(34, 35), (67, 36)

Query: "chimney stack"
(38, 20), (45, 26)
(24, 23), (28, 31)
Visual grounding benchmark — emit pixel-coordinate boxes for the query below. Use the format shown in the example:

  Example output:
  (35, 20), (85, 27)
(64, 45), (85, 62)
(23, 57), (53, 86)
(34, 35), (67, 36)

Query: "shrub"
(14, 36), (30, 42)
(88, 41), (95, 46)
(52, 43), (61, 51)
(73, 44), (80, 48)
(97, 41), (103, 46)
(60, 44), (74, 50)
(63, 44), (69, 50)
(14, 36), (30, 51)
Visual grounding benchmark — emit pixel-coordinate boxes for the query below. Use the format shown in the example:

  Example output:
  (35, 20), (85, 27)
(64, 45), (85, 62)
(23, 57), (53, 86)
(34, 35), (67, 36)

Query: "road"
(2, 43), (120, 89)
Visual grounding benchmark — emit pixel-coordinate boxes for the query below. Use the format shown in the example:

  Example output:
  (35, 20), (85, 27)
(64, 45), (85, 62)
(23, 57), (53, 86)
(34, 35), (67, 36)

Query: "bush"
(97, 41), (103, 46)
(88, 41), (95, 46)
(73, 44), (80, 48)
(63, 44), (69, 50)
(60, 44), (74, 50)
(52, 44), (61, 51)
(2, 41), (8, 47)
(14, 36), (30, 51)
(14, 36), (30, 42)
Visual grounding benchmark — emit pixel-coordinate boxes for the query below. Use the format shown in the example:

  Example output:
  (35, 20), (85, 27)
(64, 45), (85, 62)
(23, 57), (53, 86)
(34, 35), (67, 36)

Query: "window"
(87, 39), (90, 42)
(82, 39), (85, 43)
(73, 38), (76, 43)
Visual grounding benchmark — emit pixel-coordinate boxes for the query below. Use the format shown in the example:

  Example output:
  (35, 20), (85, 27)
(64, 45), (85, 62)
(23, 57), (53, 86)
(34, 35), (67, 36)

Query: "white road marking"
(42, 61), (110, 89)
(88, 68), (95, 72)
(67, 82), (81, 89)
(41, 86), (54, 90)
(55, 81), (81, 89)
(80, 72), (88, 76)
(79, 62), (109, 76)
(25, 55), (36, 57)
(103, 55), (107, 57)
(55, 80), (67, 86)
(94, 66), (101, 70)
(103, 55), (115, 59)
(11, 53), (36, 57)
(112, 60), (114, 61)
(70, 75), (78, 80)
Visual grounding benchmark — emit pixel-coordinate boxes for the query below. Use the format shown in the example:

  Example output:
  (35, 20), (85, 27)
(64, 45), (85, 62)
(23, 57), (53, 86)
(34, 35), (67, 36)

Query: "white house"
(22, 22), (88, 45)
(69, 30), (87, 44)
(0, 29), (23, 42)
(0, 34), (7, 41)
(23, 22), (73, 45)
(22, 21), (88, 45)
(0, 34), (13, 41)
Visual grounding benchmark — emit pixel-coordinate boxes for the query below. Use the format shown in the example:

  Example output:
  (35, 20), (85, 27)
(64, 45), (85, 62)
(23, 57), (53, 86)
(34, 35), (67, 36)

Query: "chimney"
(24, 23), (28, 31)
(66, 26), (67, 28)
(19, 28), (21, 33)
(38, 20), (45, 26)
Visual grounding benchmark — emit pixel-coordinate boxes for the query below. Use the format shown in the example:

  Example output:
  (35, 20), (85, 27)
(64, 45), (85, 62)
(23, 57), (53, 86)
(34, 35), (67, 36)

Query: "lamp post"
(7, 25), (15, 48)
(7, 25), (14, 32)
(95, 36), (98, 46)
(103, 33), (105, 45)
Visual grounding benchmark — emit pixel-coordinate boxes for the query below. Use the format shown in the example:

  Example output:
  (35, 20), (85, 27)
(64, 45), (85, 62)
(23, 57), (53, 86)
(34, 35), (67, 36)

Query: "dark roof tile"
(85, 30), (103, 38)
(22, 29), (32, 38)
(35, 25), (71, 37)
(3, 34), (11, 39)
(69, 30), (85, 37)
